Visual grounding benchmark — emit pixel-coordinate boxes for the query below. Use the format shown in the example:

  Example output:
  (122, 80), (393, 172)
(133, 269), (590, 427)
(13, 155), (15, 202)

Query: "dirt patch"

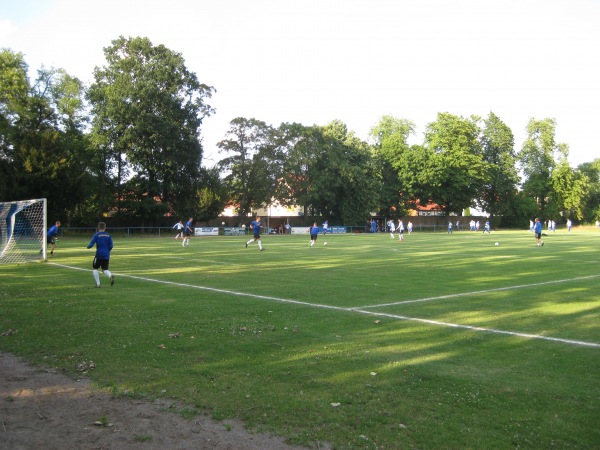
(0, 352), (324, 449)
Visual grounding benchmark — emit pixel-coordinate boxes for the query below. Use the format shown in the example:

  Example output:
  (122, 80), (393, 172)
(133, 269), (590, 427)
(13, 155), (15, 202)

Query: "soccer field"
(1, 229), (599, 448)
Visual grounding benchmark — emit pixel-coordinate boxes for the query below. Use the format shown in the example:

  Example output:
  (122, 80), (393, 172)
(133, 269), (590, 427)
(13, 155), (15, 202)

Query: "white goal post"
(0, 198), (47, 264)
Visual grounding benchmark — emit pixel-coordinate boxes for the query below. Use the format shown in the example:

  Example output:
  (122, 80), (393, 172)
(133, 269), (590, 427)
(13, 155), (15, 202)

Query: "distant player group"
(44, 211), (568, 290)
(169, 216), (552, 252)
(447, 220), (490, 233)
(386, 219), (410, 240)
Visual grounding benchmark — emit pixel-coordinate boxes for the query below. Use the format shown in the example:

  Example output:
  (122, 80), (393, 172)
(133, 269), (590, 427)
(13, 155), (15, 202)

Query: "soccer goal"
(0, 198), (47, 264)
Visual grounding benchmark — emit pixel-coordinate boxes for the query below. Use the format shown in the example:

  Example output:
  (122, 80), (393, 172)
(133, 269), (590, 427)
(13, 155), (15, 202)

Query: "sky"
(1, 0), (599, 168)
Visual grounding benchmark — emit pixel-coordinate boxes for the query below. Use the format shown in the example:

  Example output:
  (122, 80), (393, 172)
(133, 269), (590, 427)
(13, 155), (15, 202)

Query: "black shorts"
(254, 233), (261, 239)
(311, 233), (318, 241)
(535, 232), (542, 239)
(93, 257), (110, 271)
(47, 236), (56, 245)
(184, 228), (191, 237)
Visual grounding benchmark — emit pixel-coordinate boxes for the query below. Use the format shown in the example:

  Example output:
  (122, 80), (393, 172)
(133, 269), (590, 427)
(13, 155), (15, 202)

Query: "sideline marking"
(358, 274), (600, 309)
(50, 263), (600, 349)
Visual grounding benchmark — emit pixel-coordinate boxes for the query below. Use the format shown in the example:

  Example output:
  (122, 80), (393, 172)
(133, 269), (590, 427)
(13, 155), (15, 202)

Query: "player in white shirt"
(397, 219), (405, 240)
(173, 220), (184, 240)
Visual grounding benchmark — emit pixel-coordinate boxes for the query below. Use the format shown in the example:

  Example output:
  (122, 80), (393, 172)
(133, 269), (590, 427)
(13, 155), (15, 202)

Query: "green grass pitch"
(1, 228), (599, 448)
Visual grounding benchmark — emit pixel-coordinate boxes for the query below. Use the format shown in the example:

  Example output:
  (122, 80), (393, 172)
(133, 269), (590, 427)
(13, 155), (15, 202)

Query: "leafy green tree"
(196, 166), (227, 221)
(370, 115), (414, 166)
(518, 118), (563, 215)
(40, 67), (95, 224)
(0, 49), (30, 200)
(278, 120), (379, 224)
(0, 49), (29, 106)
(375, 156), (408, 218)
(550, 154), (590, 221)
(393, 143), (436, 210)
(1, 51), (93, 222)
(502, 191), (539, 228)
(217, 117), (282, 221)
(399, 113), (485, 215)
(478, 112), (518, 219)
(370, 116), (415, 217)
(276, 122), (319, 213)
(308, 120), (379, 224)
(88, 36), (215, 222)
(577, 159), (600, 222)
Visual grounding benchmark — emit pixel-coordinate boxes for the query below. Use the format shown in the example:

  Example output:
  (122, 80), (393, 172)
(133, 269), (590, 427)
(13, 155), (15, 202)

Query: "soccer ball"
(324, 242), (328, 246)
(495, 242), (499, 246)
(222, 222), (225, 225)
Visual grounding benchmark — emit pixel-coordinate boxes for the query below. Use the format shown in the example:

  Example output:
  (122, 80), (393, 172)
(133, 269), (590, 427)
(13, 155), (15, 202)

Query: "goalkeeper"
(46, 221), (61, 256)
(86, 222), (115, 288)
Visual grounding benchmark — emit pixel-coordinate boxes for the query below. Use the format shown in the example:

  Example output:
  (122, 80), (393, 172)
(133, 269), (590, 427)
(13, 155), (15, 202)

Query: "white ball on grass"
(324, 242), (328, 246)
(495, 242), (499, 246)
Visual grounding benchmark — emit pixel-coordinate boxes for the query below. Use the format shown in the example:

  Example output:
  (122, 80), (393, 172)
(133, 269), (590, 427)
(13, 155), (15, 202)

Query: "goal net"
(0, 198), (47, 264)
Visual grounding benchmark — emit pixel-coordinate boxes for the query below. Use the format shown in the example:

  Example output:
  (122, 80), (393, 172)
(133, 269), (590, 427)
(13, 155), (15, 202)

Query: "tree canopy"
(1, 43), (598, 226)
(87, 36), (215, 222)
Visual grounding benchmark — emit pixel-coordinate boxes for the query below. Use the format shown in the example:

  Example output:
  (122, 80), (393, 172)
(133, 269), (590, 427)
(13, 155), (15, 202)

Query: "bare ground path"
(0, 352), (324, 450)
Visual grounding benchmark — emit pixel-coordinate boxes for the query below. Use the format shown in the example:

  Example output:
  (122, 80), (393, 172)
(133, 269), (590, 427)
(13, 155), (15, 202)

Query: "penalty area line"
(359, 274), (600, 309)
(351, 308), (600, 348)
(50, 263), (600, 348)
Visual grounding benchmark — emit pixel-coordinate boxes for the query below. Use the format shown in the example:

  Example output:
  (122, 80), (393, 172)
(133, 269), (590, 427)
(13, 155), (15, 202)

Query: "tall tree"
(0, 52), (92, 222)
(399, 113), (485, 214)
(370, 115), (415, 166)
(518, 118), (562, 215)
(278, 120), (379, 224)
(40, 67), (96, 224)
(309, 120), (379, 224)
(478, 112), (518, 219)
(196, 166), (227, 221)
(276, 122), (319, 213)
(577, 159), (600, 222)
(393, 143), (436, 210)
(0, 49), (30, 200)
(550, 152), (590, 221)
(88, 36), (215, 222)
(217, 117), (282, 221)
(370, 116), (415, 216)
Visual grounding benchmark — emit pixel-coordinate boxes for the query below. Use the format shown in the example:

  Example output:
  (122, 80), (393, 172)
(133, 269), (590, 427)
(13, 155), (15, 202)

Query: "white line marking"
(51, 263), (343, 309)
(358, 274), (600, 309)
(349, 309), (600, 348)
(50, 263), (600, 348)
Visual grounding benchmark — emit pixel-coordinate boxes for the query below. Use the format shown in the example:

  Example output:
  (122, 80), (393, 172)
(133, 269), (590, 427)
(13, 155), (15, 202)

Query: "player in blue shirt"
(534, 218), (544, 247)
(245, 216), (264, 251)
(182, 217), (193, 247)
(87, 222), (114, 287)
(46, 221), (61, 256)
(309, 222), (320, 248)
